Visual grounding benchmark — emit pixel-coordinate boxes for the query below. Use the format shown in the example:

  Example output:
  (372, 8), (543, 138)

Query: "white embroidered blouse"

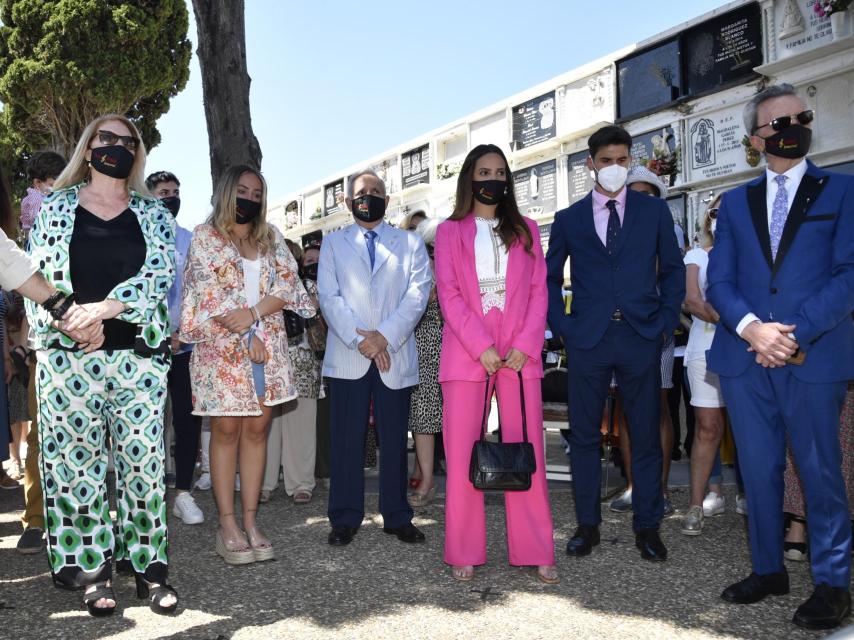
(474, 216), (508, 314)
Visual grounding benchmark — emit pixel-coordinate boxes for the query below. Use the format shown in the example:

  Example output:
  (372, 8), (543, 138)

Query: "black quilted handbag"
(469, 371), (536, 492)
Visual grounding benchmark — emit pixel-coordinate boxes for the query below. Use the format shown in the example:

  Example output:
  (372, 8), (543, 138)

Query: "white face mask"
(710, 220), (717, 236)
(593, 162), (628, 193)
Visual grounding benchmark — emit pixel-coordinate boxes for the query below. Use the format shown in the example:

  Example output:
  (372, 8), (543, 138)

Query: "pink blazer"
(435, 214), (547, 383)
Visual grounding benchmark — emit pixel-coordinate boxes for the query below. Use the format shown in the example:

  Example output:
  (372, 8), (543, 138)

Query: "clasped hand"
(743, 321), (798, 368)
(215, 308), (255, 334)
(53, 301), (121, 353)
(356, 328), (391, 373)
(479, 346), (527, 376)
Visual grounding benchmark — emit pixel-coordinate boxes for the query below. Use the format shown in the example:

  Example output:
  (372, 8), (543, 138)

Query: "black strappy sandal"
(83, 581), (116, 617)
(135, 575), (178, 615)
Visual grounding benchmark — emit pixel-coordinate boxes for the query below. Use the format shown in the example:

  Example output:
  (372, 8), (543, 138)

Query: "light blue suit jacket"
(318, 221), (431, 389)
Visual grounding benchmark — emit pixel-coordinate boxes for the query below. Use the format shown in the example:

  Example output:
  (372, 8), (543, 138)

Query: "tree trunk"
(191, 0), (262, 183)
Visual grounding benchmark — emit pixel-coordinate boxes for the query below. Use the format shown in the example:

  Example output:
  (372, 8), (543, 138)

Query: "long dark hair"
(449, 144), (532, 253)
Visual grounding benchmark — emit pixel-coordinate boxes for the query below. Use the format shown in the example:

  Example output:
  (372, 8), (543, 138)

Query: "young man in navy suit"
(546, 126), (685, 562)
(707, 84), (854, 631)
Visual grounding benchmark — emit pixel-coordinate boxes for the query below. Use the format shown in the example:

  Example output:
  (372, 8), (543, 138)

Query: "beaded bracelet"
(49, 293), (76, 321)
(42, 290), (65, 313)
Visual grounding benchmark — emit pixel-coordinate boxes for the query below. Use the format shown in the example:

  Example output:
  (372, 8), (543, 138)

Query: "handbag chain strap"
(479, 371), (528, 444)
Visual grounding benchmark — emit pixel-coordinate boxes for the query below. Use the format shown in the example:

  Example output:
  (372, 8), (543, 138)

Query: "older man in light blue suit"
(318, 168), (431, 547)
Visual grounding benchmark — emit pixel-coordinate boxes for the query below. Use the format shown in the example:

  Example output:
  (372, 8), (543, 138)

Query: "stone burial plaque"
(617, 39), (681, 119)
(402, 144), (430, 189)
(323, 179), (344, 215)
(630, 126), (676, 168)
(566, 150), (595, 205)
(512, 91), (556, 150)
(513, 159), (558, 219)
(684, 2), (762, 96)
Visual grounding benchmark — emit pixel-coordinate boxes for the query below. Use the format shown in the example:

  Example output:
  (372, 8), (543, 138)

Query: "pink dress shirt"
(592, 186), (627, 246)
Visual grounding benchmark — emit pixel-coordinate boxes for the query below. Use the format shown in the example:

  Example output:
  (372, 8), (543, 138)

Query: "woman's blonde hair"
(207, 165), (273, 253)
(699, 193), (723, 248)
(53, 113), (149, 194)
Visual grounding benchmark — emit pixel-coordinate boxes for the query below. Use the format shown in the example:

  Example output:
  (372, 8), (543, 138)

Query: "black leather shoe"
(383, 523), (426, 543)
(793, 585), (851, 630)
(328, 525), (356, 546)
(635, 529), (667, 562)
(721, 571), (789, 604)
(565, 525), (600, 557)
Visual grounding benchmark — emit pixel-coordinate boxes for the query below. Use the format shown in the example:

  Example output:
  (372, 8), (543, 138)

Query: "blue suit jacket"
(546, 189), (685, 350)
(706, 160), (854, 383)
(318, 221), (431, 389)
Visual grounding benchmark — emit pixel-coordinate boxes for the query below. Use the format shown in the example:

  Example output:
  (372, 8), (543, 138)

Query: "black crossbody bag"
(469, 371), (536, 491)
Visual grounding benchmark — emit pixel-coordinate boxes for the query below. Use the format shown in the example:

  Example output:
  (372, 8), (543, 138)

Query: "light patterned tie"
(365, 230), (377, 269)
(770, 174), (788, 261)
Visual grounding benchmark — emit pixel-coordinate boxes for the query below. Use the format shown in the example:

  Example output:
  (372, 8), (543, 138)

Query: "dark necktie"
(606, 199), (620, 254)
(365, 230), (377, 269)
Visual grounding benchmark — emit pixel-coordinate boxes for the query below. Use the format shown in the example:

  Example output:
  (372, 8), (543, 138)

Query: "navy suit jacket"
(546, 188), (685, 350)
(707, 160), (854, 383)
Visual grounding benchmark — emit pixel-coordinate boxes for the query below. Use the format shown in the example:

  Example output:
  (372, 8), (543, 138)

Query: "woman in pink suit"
(435, 144), (557, 584)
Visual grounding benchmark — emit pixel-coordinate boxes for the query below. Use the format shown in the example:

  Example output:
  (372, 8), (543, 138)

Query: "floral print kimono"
(180, 223), (314, 416)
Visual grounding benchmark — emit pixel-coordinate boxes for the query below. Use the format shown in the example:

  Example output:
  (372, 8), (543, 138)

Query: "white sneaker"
(735, 494), (748, 516)
(702, 491), (726, 517)
(195, 472), (211, 491)
(172, 492), (204, 525)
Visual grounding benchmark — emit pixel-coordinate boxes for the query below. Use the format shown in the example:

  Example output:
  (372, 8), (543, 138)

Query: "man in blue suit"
(546, 125), (685, 562)
(707, 84), (854, 631)
(318, 169), (432, 547)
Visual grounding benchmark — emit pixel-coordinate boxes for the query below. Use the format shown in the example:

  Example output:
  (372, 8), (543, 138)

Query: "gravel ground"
(1, 471), (852, 639)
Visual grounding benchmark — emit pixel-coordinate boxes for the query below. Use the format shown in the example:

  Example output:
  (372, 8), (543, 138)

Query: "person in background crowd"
(680, 194), (730, 535)
(25, 114), (177, 615)
(407, 216), (443, 507)
(19, 151), (66, 241)
(181, 165), (313, 565)
(708, 84), (854, 630)
(782, 382), (854, 562)
(436, 144), (558, 584)
(318, 168), (431, 547)
(400, 209), (427, 232)
(546, 125), (685, 563)
(261, 240), (322, 505)
(4, 289), (28, 481)
(608, 166), (677, 516)
(146, 171), (204, 525)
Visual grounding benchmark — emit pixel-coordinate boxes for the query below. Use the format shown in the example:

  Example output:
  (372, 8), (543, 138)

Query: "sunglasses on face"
(753, 109), (814, 134)
(708, 207), (719, 220)
(95, 129), (140, 151)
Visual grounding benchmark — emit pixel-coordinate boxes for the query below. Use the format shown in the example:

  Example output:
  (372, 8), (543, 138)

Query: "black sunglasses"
(752, 109), (814, 134)
(708, 207), (719, 220)
(96, 129), (140, 151)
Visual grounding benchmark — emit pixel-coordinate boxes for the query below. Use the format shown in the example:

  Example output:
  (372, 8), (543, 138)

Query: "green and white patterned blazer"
(25, 183), (176, 355)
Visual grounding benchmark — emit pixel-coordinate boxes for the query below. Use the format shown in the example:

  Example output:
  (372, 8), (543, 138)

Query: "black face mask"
(351, 194), (386, 223)
(161, 196), (180, 217)
(472, 179), (506, 205)
(89, 145), (135, 180)
(763, 124), (812, 160)
(235, 197), (261, 224)
(302, 262), (319, 281)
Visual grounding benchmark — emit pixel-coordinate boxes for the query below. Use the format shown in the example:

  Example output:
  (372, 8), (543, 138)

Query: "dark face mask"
(762, 124), (812, 160)
(235, 197), (261, 224)
(161, 196), (180, 217)
(351, 194), (386, 223)
(302, 262), (319, 281)
(89, 145), (135, 180)
(472, 179), (506, 205)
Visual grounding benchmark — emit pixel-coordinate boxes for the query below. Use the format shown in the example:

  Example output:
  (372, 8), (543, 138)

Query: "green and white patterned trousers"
(36, 348), (170, 588)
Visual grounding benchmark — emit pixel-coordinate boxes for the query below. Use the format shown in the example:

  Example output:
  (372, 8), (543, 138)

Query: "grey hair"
(742, 83), (800, 134)
(347, 168), (385, 199)
(415, 216), (440, 245)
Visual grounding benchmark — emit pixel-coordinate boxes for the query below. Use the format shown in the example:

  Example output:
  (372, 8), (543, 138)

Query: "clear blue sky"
(148, 0), (728, 228)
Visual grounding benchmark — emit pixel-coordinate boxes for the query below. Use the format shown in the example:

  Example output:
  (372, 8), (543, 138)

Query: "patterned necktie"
(770, 174), (788, 261)
(605, 199), (620, 254)
(365, 230), (377, 269)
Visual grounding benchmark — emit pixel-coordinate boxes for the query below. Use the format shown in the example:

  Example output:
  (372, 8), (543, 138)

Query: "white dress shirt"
(736, 159), (808, 337)
(474, 216), (508, 314)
